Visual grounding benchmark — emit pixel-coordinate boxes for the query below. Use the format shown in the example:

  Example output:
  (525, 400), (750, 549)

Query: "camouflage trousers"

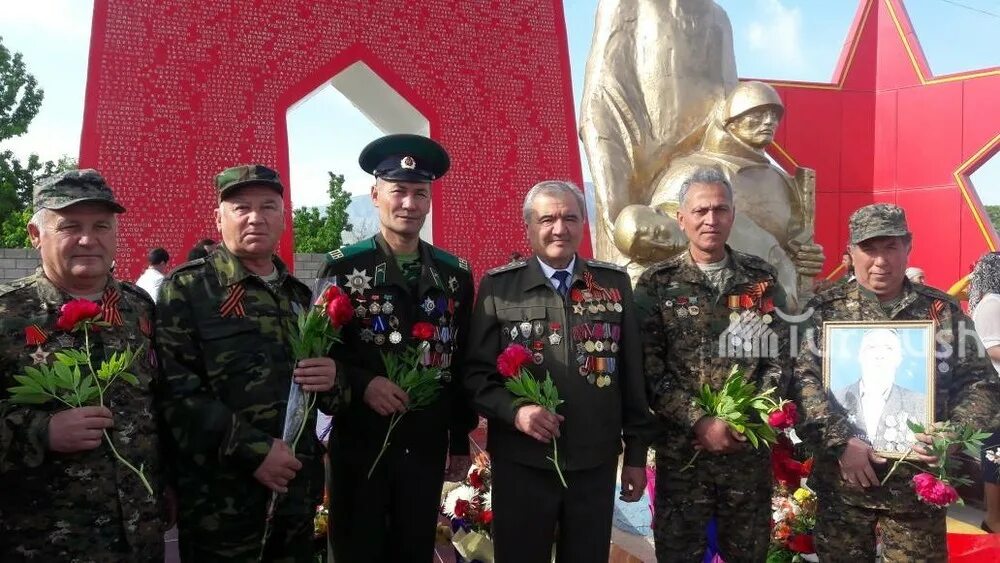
(653, 447), (771, 563)
(815, 493), (947, 563)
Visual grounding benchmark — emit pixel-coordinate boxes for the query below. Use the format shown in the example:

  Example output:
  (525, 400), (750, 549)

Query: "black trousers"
(327, 439), (446, 563)
(491, 456), (618, 563)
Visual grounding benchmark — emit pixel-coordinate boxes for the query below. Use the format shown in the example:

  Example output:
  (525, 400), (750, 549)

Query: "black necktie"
(553, 270), (570, 297)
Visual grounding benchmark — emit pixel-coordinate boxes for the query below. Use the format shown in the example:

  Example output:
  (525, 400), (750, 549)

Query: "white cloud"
(3, 0), (94, 40)
(746, 0), (805, 68)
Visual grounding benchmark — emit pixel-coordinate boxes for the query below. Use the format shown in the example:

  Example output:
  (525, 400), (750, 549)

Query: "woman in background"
(969, 252), (1000, 533)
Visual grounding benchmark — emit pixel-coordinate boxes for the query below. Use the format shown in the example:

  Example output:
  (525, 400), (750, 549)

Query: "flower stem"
(679, 450), (701, 473)
(290, 391), (317, 455)
(546, 437), (568, 488)
(83, 324), (154, 496)
(368, 412), (405, 480)
(880, 450), (915, 486)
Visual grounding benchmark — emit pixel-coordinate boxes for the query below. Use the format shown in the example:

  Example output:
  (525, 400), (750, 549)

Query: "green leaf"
(53, 351), (79, 366)
(119, 372), (139, 386)
(7, 392), (50, 404)
(745, 430), (759, 448)
(906, 419), (925, 434)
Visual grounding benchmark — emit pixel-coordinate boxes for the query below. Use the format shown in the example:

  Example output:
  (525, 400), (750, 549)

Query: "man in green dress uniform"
(318, 134), (477, 563)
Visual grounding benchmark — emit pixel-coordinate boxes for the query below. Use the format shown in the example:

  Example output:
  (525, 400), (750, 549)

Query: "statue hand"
(788, 239), (824, 277)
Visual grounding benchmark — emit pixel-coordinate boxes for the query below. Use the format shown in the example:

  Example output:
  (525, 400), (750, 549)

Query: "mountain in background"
(341, 182), (600, 249)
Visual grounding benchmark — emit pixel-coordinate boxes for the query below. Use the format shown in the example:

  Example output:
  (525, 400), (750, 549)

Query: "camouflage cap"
(849, 203), (910, 244)
(214, 164), (284, 200)
(33, 169), (126, 213)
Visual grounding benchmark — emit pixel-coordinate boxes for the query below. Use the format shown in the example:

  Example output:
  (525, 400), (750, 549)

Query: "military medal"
(382, 301), (394, 315)
(369, 301), (382, 315)
(389, 331), (402, 344)
(548, 332), (562, 345)
(762, 314), (772, 324)
(519, 322), (532, 338)
(677, 308), (688, 318)
(422, 297), (436, 314)
(614, 302), (623, 312)
(688, 305), (700, 316)
(510, 326), (519, 340)
(664, 300), (673, 307)
(448, 276), (459, 293)
(573, 302), (585, 315)
(347, 268), (373, 294)
(729, 311), (740, 322)
(30, 346), (50, 365)
(374, 334), (386, 345)
(532, 352), (544, 365)
(355, 304), (368, 318)
(361, 329), (374, 342)
(533, 321), (544, 337)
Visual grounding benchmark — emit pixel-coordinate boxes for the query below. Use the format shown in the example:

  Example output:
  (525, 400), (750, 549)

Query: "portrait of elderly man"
(832, 327), (927, 454)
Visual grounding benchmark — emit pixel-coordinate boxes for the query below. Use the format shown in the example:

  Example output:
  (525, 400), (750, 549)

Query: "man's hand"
(692, 416), (746, 454)
(48, 406), (114, 453)
(444, 455), (472, 482)
(253, 439), (303, 494)
(293, 357), (337, 392)
(838, 437), (887, 488)
(514, 405), (564, 443)
(912, 426), (960, 466)
(619, 465), (647, 502)
(363, 376), (409, 416)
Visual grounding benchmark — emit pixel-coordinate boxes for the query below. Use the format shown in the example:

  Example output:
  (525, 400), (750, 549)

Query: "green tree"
(0, 36), (77, 248)
(987, 205), (1000, 236)
(293, 172), (354, 253)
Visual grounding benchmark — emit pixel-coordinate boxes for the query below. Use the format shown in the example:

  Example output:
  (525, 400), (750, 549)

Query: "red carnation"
(317, 284), (345, 306)
(454, 499), (469, 519)
(412, 321), (436, 341)
(497, 344), (533, 378)
(912, 472), (960, 507)
(479, 510), (493, 525)
(787, 534), (814, 554)
(325, 294), (354, 328)
(469, 469), (484, 489)
(55, 299), (102, 332)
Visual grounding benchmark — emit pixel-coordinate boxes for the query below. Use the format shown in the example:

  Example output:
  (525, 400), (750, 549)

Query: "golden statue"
(579, 0), (737, 268)
(581, 1), (824, 307)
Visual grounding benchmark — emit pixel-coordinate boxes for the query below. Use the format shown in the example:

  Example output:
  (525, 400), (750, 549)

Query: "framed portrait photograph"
(822, 321), (936, 458)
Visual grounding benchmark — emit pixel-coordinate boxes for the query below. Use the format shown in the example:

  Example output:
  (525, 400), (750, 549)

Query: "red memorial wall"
(762, 0), (999, 289)
(80, 0), (586, 280)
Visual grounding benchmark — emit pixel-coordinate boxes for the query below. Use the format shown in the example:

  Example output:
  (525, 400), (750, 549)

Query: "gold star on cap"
(400, 156), (416, 169)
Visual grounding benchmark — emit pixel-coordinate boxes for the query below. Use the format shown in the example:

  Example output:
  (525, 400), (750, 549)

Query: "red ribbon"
(25, 324), (48, 346)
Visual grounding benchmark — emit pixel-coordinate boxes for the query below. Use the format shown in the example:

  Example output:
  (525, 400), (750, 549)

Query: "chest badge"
(30, 346), (51, 365)
(448, 276), (459, 293)
(346, 268), (373, 295)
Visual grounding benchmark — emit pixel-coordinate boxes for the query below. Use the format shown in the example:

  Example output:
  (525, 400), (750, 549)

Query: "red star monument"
(756, 0), (999, 289)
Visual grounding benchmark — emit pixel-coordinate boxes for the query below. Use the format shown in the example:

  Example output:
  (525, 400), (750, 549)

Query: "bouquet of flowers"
(880, 420), (990, 507)
(441, 452), (495, 563)
(682, 364), (795, 471)
(496, 343), (566, 487)
(262, 283), (352, 557)
(767, 486), (818, 563)
(7, 298), (152, 495)
(367, 321), (443, 478)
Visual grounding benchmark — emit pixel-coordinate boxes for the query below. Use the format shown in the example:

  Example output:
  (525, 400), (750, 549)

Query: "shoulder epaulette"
(430, 246), (471, 272)
(732, 250), (778, 276)
(487, 260), (527, 276)
(166, 257), (208, 280)
(585, 258), (625, 272)
(0, 275), (37, 299)
(118, 281), (155, 305)
(912, 283), (959, 307)
(326, 238), (377, 263)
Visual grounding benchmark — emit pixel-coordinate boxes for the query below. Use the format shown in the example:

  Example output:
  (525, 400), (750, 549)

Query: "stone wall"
(0, 249), (329, 287)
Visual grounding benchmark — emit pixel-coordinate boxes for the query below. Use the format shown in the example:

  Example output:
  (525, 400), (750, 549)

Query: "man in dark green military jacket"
(0, 170), (165, 561)
(318, 134), (476, 563)
(634, 168), (790, 563)
(157, 165), (341, 562)
(793, 203), (1000, 561)
(465, 180), (654, 563)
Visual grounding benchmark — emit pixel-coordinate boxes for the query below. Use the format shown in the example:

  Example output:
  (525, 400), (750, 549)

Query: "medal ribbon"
(101, 287), (124, 327)
(929, 299), (945, 328)
(25, 324), (49, 346)
(219, 283), (247, 318)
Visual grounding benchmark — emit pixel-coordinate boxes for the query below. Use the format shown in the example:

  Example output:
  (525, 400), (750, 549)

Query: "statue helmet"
(723, 81), (785, 123)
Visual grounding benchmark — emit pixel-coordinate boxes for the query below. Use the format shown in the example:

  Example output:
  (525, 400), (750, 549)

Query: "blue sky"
(2, 0), (997, 208)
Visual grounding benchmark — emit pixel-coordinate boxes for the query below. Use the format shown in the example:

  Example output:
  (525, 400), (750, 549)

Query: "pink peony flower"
(912, 472), (960, 507)
(497, 344), (533, 378)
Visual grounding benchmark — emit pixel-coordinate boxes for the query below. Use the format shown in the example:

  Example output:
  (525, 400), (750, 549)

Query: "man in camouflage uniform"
(465, 180), (654, 563)
(318, 134), (476, 563)
(793, 203), (1000, 561)
(0, 170), (165, 561)
(157, 165), (341, 562)
(634, 167), (790, 562)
